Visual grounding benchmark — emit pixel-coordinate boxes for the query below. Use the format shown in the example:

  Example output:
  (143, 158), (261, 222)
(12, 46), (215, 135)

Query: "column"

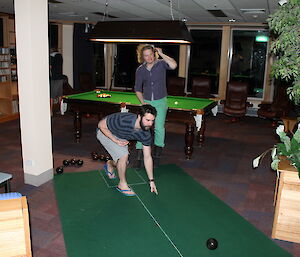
(15, 0), (53, 186)
(63, 24), (74, 88)
(218, 26), (231, 100)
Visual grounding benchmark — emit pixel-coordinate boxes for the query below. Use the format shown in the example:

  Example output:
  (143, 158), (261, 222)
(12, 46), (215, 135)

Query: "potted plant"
(253, 124), (300, 178)
(267, 0), (300, 104)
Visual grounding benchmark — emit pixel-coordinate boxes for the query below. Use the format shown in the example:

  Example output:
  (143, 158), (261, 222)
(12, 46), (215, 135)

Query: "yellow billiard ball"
(174, 101), (178, 105)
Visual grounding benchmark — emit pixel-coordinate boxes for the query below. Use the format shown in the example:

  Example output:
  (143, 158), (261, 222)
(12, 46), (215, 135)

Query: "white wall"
(62, 24), (74, 88)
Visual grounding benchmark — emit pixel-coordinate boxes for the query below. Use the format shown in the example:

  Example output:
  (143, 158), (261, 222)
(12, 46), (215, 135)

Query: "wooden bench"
(0, 196), (32, 256)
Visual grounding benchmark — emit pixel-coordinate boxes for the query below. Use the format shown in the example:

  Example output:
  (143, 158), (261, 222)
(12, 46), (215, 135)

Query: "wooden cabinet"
(272, 159), (300, 243)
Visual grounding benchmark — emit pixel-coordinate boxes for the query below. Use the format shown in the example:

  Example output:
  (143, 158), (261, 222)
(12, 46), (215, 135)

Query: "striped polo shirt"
(106, 112), (152, 146)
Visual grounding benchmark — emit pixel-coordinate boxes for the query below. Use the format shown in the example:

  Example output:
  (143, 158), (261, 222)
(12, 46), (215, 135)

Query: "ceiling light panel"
(91, 0), (167, 19)
(228, 0), (268, 11)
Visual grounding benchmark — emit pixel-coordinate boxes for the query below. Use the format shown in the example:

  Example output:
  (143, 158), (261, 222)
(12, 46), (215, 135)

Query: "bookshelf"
(0, 16), (18, 122)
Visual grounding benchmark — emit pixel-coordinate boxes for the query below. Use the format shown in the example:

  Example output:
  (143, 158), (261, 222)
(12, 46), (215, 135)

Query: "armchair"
(257, 85), (291, 126)
(191, 76), (213, 98)
(167, 76), (186, 96)
(220, 81), (252, 120)
(79, 72), (95, 92)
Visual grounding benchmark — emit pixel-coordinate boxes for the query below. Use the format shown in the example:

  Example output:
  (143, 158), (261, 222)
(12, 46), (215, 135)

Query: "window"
(113, 44), (139, 90)
(93, 44), (105, 87)
(229, 30), (268, 98)
(49, 23), (58, 50)
(188, 29), (222, 94)
(113, 43), (179, 89)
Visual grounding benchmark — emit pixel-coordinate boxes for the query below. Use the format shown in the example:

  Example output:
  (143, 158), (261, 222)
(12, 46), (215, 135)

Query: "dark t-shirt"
(50, 52), (63, 80)
(134, 60), (172, 101)
(106, 112), (152, 146)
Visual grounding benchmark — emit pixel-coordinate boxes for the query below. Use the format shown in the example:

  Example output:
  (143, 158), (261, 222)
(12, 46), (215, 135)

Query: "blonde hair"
(136, 44), (159, 64)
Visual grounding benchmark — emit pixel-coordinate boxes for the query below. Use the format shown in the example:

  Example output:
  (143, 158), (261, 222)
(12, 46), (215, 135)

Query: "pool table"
(62, 90), (217, 159)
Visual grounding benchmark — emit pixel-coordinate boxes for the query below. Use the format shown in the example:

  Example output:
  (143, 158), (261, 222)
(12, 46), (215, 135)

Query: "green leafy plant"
(253, 125), (300, 178)
(267, 0), (300, 104)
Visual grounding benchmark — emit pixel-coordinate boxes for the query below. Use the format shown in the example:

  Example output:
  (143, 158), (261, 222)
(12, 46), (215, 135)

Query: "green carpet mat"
(54, 164), (292, 257)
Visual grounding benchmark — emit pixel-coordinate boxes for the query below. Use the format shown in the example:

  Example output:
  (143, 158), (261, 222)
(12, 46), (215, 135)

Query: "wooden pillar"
(218, 26), (231, 100)
(62, 24), (74, 88)
(105, 43), (113, 89)
(15, 0), (53, 186)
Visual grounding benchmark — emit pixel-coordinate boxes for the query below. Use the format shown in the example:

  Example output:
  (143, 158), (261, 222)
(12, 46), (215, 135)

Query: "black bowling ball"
(99, 154), (105, 161)
(92, 154), (99, 160)
(63, 160), (70, 166)
(206, 238), (218, 250)
(70, 159), (77, 165)
(56, 166), (64, 174)
(77, 159), (84, 166)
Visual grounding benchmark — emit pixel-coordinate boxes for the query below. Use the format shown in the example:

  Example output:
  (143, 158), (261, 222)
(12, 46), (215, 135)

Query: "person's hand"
(150, 181), (158, 195)
(115, 139), (129, 146)
(155, 47), (163, 56)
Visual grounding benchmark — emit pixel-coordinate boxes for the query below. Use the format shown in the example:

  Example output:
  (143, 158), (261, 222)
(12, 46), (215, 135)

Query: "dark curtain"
(73, 23), (94, 90)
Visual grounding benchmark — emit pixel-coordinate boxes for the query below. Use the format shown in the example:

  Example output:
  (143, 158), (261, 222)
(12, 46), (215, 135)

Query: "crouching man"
(97, 105), (158, 196)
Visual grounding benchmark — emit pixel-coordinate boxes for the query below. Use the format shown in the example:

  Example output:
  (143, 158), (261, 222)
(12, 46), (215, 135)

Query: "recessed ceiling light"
(228, 19), (236, 22)
(240, 9), (266, 14)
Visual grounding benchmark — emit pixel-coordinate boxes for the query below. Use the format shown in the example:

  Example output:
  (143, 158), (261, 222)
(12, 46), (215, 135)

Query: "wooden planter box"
(272, 159), (300, 243)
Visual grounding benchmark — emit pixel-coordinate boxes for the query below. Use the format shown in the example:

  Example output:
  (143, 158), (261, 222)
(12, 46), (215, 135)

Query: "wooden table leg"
(74, 111), (82, 143)
(197, 116), (206, 146)
(185, 122), (195, 160)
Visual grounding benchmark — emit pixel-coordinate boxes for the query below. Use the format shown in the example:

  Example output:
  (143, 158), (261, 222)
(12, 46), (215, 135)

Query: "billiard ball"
(70, 158), (77, 165)
(77, 159), (84, 166)
(174, 101), (178, 105)
(63, 160), (70, 166)
(56, 166), (64, 174)
(206, 238), (218, 250)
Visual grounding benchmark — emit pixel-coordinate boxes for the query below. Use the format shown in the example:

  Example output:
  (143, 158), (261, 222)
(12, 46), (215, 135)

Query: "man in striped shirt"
(97, 105), (158, 196)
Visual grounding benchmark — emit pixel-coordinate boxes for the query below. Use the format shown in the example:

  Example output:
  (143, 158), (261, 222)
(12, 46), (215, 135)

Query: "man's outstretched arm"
(143, 145), (158, 194)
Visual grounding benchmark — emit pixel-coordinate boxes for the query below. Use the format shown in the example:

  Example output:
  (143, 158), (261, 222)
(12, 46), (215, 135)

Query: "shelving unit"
(0, 15), (18, 122)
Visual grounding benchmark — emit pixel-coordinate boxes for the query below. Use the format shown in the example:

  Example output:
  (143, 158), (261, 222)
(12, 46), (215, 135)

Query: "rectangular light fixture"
(255, 35), (269, 42)
(89, 20), (193, 44)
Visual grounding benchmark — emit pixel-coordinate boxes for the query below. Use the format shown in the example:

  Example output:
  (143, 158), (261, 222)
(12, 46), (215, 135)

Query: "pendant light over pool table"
(89, 20), (193, 44)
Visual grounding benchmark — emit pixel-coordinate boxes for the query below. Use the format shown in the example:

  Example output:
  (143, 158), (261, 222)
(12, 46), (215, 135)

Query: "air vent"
(207, 10), (227, 18)
(49, 0), (62, 3)
(92, 12), (118, 18)
(57, 12), (81, 17)
(240, 9), (266, 14)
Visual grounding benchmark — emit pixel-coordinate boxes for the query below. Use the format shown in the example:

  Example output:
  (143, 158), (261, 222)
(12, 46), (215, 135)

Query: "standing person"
(134, 44), (177, 167)
(49, 48), (64, 116)
(97, 105), (158, 196)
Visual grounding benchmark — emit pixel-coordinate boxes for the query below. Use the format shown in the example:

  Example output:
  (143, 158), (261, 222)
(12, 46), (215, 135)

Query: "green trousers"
(136, 97), (168, 149)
